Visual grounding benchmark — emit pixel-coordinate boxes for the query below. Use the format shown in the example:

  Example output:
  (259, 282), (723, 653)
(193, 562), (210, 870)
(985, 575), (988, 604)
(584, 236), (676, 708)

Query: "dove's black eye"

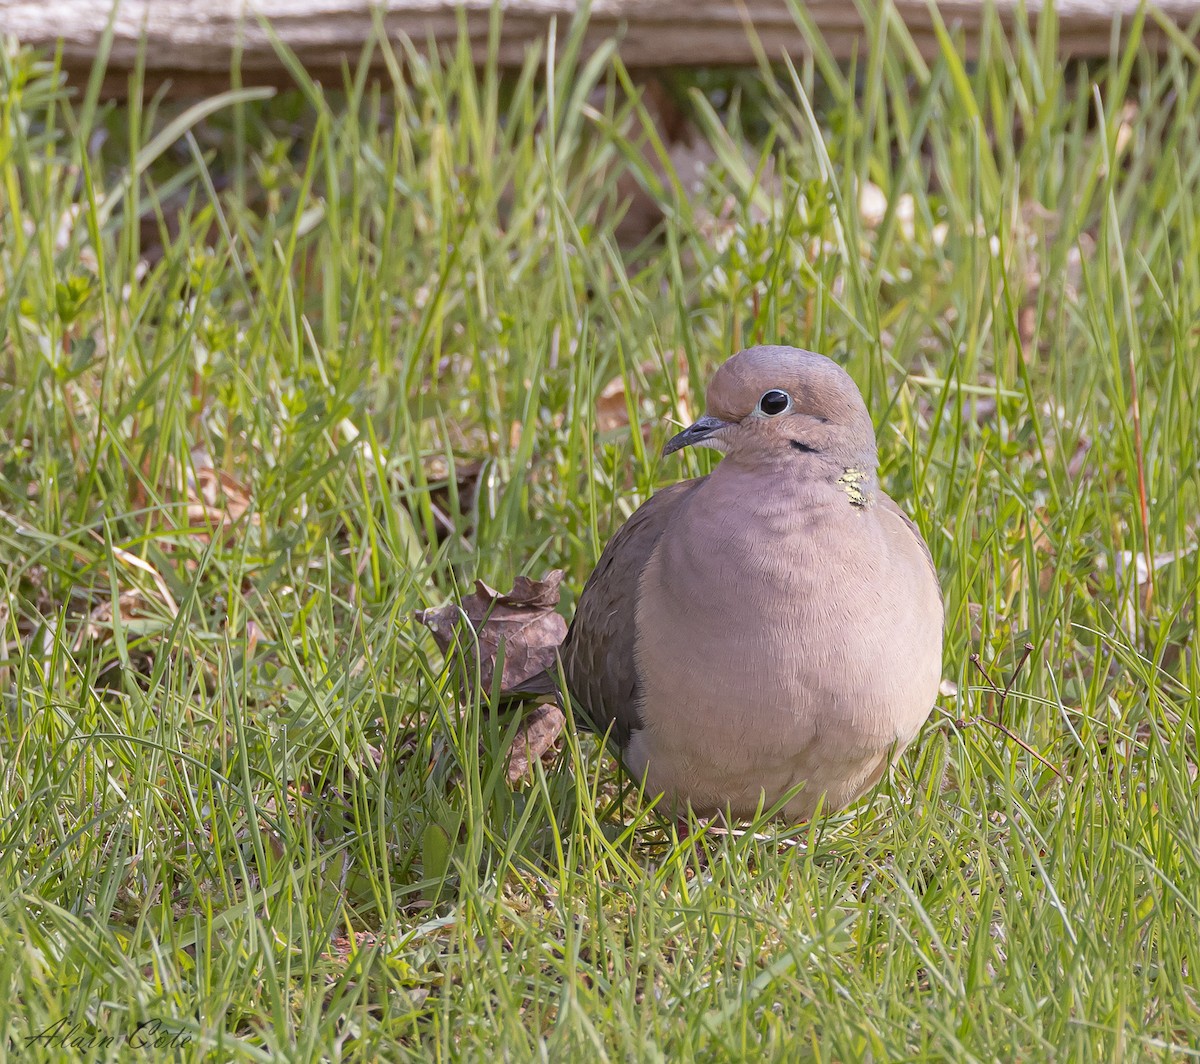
(757, 389), (791, 416)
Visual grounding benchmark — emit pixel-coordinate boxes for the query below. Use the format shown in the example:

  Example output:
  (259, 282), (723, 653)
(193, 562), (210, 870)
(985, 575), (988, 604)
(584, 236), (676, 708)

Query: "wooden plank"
(2, 0), (1196, 92)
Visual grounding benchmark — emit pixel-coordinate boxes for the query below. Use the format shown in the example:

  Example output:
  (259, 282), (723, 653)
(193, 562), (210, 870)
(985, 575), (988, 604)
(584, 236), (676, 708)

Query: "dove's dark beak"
(662, 415), (733, 457)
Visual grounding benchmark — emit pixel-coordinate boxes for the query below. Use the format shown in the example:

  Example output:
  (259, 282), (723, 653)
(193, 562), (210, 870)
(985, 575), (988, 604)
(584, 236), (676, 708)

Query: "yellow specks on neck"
(837, 468), (872, 508)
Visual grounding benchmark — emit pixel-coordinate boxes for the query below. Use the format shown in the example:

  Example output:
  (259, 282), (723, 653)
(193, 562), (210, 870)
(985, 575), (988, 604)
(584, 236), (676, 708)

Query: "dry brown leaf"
(416, 570), (568, 697)
(505, 702), (567, 782)
(186, 464), (254, 542)
(70, 583), (161, 690)
(74, 588), (147, 650)
(596, 353), (693, 447)
(153, 451), (258, 553)
(325, 930), (382, 963)
(425, 456), (484, 541)
(83, 525), (181, 618)
(596, 374), (632, 433)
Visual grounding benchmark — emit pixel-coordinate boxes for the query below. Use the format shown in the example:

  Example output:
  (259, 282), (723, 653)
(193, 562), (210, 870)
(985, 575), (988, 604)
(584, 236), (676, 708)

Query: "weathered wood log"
(2, 1), (1197, 93)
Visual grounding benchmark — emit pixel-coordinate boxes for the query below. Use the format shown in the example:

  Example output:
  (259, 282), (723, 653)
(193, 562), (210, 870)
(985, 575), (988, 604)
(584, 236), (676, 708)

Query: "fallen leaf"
(506, 702), (567, 782)
(416, 570), (568, 696)
(171, 449), (256, 546)
(74, 588), (146, 650)
(87, 536), (179, 616)
(424, 455), (484, 541)
(73, 583), (161, 691)
(596, 353), (693, 447)
(187, 465), (253, 538)
(596, 374), (632, 433)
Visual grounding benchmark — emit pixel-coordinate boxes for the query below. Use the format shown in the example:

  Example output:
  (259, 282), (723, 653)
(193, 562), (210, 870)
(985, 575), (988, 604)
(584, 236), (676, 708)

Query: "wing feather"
(560, 479), (704, 749)
(876, 494), (942, 603)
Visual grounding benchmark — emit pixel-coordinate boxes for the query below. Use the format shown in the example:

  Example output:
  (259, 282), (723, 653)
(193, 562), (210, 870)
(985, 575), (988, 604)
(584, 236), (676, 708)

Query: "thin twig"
(998, 642), (1036, 725)
(975, 717), (1063, 778)
(966, 643), (1062, 778)
(970, 653), (1001, 692)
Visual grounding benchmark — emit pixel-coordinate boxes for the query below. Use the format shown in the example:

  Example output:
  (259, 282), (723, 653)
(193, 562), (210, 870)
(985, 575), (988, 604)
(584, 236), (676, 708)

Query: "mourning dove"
(559, 345), (943, 822)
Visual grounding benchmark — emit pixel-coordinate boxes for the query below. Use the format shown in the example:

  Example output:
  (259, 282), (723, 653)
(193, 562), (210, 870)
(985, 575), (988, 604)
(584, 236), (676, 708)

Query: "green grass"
(2, 7), (1199, 1060)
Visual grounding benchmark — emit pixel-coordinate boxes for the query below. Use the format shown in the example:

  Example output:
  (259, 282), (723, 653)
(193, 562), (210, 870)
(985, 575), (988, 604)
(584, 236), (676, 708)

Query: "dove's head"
(663, 345), (878, 468)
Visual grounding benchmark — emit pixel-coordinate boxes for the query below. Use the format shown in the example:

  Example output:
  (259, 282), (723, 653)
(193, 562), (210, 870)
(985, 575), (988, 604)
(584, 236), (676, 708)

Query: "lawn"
(1, 8), (1199, 1060)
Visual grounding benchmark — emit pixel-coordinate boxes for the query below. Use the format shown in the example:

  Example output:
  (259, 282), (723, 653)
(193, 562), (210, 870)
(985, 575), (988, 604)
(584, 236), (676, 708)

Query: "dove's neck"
(711, 445), (879, 511)
(651, 459), (888, 613)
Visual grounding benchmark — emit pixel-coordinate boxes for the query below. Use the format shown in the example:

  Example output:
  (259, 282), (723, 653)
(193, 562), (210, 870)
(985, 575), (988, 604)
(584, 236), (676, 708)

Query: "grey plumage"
(559, 480), (702, 747)
(561, 345), (944, 821)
